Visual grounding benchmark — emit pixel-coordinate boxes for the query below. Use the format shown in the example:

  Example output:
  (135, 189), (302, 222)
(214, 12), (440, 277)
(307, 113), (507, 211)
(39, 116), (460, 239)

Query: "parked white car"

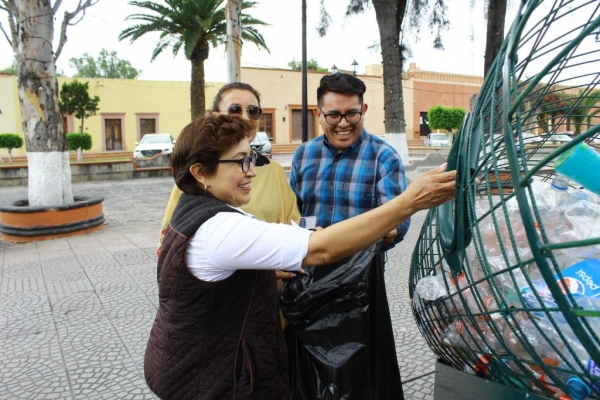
(250, 132), (272, 157)
(424, 133), (449, 147)
(133, 133), (176, 158)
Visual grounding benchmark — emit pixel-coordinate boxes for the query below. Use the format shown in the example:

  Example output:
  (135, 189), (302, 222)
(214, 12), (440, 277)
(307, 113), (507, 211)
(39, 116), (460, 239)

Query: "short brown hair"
(172, 114), (253, 195)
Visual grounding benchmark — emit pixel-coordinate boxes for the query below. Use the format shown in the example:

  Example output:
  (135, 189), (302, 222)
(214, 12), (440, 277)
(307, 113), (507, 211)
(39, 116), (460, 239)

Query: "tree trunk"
(226, 0), (242, 83)
(15, 1), (74, 206)
(372, 0), (410, 165)
(190, 41), (209, 120)
(78, 117), (84, 161)
(484, 0), (507, 76)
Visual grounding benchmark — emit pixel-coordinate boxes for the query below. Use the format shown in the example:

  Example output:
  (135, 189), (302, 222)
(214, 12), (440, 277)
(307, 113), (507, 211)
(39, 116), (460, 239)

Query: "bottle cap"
(551, 175), (569, 191)
(566, 377), (591, 400)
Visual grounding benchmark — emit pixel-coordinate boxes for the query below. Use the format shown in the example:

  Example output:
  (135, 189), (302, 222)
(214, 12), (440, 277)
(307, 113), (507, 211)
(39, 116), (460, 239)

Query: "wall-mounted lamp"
(351, 60), (358, 76)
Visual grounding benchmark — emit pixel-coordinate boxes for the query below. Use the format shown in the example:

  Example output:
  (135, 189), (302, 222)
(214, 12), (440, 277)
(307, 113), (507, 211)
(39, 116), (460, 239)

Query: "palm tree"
(119, 0), (269, 120)
(563, 90), (600, 136)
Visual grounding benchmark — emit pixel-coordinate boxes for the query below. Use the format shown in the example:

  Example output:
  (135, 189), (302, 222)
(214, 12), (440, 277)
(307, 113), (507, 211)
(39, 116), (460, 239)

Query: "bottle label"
(587, 358), (600, 391)
(521, 259), (600, 310)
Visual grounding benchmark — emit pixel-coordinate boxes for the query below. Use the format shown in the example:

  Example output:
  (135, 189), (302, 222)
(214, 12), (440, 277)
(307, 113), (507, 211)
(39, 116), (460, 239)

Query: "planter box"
(0, 196), (104, 243)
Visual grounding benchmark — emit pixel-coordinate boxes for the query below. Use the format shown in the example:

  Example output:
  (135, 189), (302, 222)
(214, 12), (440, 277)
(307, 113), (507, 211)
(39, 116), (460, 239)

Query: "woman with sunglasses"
(144, 114), (456, 399)
(158, 82), (301, 264)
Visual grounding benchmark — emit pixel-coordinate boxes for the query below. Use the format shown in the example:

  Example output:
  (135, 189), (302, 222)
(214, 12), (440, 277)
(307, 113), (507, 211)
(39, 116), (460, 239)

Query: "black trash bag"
(280, 244), (404, 400)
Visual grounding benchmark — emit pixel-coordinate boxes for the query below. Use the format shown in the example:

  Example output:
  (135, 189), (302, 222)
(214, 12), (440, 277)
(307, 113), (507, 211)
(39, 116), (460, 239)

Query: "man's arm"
(289, 147), (304, 214)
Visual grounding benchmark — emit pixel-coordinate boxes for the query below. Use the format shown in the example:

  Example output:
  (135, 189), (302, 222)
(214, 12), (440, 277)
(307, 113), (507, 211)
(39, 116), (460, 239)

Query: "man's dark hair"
(172, 114), (252, 195)
(211, 82), (261, 112)
(317, 73), (366, 107)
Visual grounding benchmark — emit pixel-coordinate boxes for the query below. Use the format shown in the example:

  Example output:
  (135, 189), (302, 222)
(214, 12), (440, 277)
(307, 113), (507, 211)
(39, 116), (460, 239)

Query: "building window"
(101, 113), (126, 151)
(258, 109), (275, 138)
(290, 107), (317, 142)
(136, 113), (160, 140)
(61, 115), (75, 133)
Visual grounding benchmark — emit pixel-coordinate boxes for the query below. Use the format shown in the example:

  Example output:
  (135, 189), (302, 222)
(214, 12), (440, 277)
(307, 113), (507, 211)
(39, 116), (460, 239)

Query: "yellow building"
(1, 64), (483, 158)
(0, 75), (222, 157)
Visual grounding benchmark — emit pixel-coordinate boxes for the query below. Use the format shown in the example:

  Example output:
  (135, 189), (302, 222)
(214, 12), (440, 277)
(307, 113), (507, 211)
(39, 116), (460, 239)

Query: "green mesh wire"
(409, 0), (600, 398)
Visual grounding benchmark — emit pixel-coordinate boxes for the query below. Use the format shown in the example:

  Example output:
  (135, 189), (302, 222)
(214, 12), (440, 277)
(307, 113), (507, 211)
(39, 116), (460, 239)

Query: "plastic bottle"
(414, 260), (462, 302)
(533, 174), (572, 213)
(505, 313), (598, 400)
(441, 320), (487, 351)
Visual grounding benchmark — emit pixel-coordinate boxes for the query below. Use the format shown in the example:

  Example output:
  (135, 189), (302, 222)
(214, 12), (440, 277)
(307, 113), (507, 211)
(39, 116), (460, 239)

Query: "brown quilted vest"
(144, 193), (290, 399)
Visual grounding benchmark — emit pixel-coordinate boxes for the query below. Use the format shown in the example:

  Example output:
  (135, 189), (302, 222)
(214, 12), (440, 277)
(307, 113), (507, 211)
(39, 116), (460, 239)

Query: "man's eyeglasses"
(222, 105), (263, 121)
(319, 108), (363, 125)
(216, 151), (258, 173)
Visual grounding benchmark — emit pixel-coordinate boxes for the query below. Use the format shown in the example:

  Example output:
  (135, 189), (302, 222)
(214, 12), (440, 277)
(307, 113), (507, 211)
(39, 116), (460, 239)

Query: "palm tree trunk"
(190, 54), (208, 121)
(15, 1), (73, 206)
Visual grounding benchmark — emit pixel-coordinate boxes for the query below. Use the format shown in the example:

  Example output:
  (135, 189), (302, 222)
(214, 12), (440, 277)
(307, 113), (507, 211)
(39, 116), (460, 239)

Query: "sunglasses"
(216, 151), (258, 173)
(222, 104), (263, 121)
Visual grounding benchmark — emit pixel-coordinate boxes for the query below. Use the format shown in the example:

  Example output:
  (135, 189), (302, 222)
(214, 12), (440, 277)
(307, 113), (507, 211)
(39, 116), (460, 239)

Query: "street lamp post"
(331, 64), (338, 74)
(351, 59), (358, 76)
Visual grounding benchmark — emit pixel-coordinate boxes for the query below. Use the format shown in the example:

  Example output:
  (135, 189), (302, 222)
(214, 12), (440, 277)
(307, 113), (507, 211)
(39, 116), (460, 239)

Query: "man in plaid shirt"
(290, 72), (410, 250)
(286, 73), (409, 399)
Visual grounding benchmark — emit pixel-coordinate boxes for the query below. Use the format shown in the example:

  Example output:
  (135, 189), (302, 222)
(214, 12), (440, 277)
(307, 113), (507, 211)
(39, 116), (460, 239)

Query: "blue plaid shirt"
(290, 129), (410, 249)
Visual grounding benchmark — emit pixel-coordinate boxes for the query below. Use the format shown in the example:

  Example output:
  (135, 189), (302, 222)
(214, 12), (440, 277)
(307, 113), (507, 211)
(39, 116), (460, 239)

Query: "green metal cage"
(409, 0), (600, 399)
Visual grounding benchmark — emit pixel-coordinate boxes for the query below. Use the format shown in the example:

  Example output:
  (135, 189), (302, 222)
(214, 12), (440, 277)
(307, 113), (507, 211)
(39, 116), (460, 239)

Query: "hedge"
(0, 133), (24, 151)
(66, 133), (93, 151)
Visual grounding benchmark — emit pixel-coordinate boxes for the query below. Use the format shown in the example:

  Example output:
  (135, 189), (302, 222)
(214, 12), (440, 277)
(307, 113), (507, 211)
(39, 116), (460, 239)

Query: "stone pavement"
(0, 177), (436, 399)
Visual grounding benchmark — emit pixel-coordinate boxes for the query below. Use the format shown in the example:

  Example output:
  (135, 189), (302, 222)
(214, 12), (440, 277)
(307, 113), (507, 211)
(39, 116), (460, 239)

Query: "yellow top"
(159, 159), (301, 246)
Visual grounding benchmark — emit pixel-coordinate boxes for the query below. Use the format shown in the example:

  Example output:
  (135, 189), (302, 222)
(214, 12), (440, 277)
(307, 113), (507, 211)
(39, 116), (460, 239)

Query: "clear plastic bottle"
(509, 314), (598, 400)
(533, 174), (572, 213)
(442, 320), (487, 351)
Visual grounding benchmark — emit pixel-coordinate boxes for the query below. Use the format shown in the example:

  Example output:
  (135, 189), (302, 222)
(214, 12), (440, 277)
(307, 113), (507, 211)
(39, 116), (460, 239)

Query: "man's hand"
(276, 270), (296, 279)
(382, 229), (397, 247)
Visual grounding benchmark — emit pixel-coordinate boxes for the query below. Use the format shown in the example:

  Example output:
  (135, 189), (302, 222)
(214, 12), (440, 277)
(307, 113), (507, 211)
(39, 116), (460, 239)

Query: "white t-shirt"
(187, 209), (312, 281)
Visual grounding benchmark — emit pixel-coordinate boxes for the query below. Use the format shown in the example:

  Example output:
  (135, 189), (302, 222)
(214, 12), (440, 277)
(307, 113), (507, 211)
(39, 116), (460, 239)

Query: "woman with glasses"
(144, 114), (456, 399)
(158, 82), (301, 266)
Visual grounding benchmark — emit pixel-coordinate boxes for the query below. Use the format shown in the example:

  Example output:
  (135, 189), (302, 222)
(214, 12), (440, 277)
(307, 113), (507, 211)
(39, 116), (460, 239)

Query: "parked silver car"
(133, 133), (176, 158)
(424, 133), (449, 147)
(250, 132), (272, 157)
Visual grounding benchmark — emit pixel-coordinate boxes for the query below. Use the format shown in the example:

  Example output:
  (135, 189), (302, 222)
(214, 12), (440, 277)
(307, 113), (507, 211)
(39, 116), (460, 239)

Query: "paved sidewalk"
(0, 177), (436, 399)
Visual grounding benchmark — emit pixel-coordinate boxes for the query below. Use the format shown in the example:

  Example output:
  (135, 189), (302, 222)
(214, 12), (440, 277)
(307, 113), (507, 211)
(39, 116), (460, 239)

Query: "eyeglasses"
(319, 108), (363, 125)
(222, 105), (263, 121)
(216, 151), (258, 173)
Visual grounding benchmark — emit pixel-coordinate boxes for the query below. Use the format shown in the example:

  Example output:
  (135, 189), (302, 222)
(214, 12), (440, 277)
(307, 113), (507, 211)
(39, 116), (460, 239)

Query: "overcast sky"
(0, 0), (516, 82)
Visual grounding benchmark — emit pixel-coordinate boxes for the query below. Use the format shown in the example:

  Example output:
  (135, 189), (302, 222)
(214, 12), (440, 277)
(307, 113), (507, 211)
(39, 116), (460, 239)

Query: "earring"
(204, 183), (208, 191)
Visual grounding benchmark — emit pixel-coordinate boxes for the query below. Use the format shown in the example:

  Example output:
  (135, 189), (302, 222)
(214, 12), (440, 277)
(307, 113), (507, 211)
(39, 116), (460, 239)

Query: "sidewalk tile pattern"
(0, 178), (436, 399)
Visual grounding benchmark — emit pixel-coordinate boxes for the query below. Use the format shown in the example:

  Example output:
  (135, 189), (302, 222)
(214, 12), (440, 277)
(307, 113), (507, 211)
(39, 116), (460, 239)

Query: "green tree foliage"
(288, 58), (328, 73)
(564, 90), (600, 135)
(0, 60), (17, 75)
(66, 133), (93, 151)
(59, 80), (100, 134)
(59, 80), (100, 161)
(427, 105), (466, 133)
(119, 0), (269, 120)
(69, 48), (141, 79)
(317, 0), (508, 134)
(0, 133), (24, 164)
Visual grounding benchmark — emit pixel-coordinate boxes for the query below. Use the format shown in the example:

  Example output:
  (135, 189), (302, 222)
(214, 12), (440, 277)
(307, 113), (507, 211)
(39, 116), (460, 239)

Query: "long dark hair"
(211, 82), (262, 111)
